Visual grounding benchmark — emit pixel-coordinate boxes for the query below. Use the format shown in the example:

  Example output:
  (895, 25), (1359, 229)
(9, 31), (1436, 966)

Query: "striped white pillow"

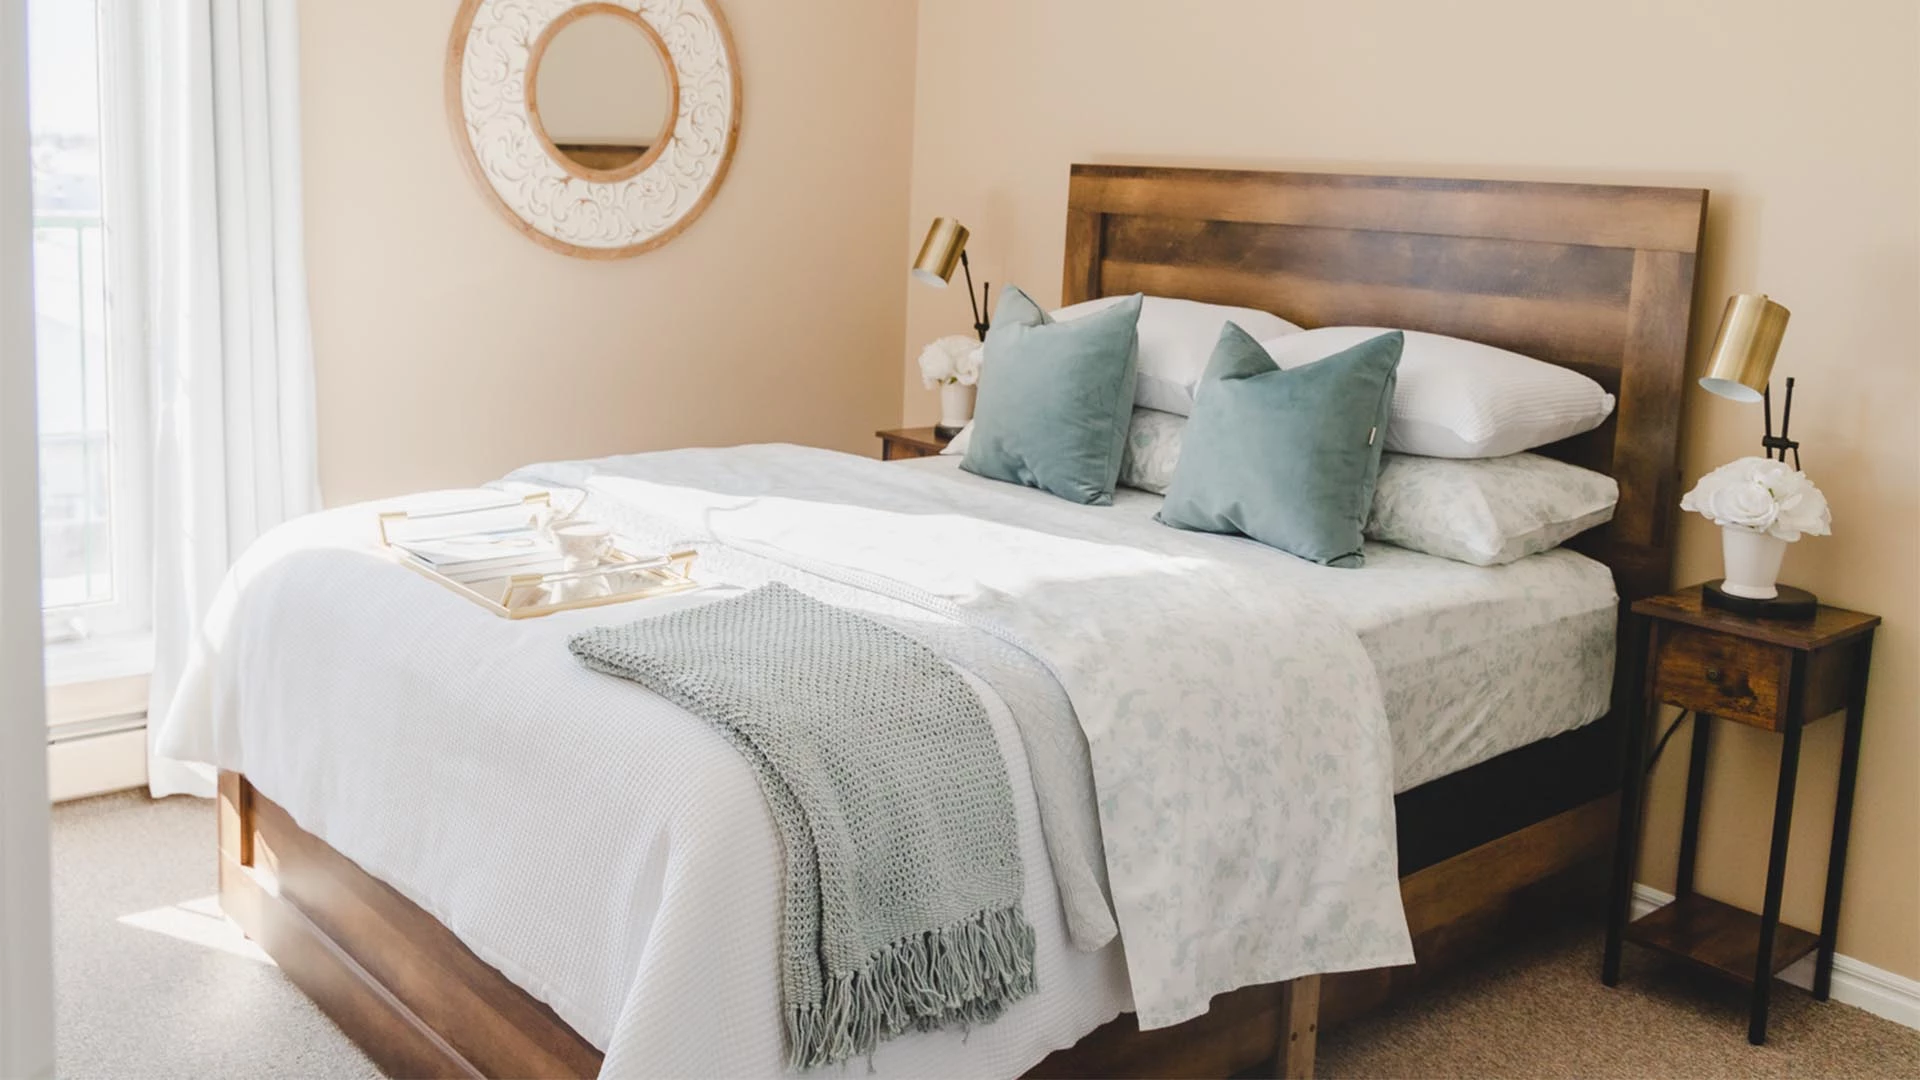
(1260, 328), (1615, 459)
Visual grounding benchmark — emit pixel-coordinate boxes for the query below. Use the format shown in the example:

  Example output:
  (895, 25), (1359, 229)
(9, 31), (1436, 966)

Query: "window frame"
(33, 0), (149, 657)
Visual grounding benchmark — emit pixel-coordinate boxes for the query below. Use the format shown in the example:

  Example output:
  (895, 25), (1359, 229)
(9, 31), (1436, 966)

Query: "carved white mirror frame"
(447, 0), (741, 259)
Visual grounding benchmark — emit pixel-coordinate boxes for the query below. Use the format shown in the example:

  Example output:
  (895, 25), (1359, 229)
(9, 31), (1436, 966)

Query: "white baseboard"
(46, 727), (147, 803)
(1631, 883), (1920, 1031)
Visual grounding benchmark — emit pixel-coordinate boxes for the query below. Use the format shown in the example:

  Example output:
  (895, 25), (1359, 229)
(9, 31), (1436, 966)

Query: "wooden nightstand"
(875, 426), (952, 461)
(1602, 585), (1880, 1045)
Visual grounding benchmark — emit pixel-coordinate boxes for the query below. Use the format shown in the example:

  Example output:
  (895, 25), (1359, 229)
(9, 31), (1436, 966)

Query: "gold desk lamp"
(1700, 293), (1799, 468)
(911, 217), (992, 342)
(1697, 293), (1817, 617)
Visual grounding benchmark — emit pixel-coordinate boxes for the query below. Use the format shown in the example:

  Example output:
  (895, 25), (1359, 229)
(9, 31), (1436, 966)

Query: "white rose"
(917, 334), (977, 389)
(1772, 483), (1831, 541)
(954, 345), (983, 387)
(1703, 480), (1779, 532)
(1749, 459), (1795, 490)
(917, 341), (955, 388)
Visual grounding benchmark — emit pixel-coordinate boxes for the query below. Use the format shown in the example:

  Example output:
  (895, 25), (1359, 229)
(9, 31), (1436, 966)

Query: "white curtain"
(140, 0), (320, 797)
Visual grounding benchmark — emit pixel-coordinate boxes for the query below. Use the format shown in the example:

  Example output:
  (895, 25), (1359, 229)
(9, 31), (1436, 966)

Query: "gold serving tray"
(378, 493), (699, 619)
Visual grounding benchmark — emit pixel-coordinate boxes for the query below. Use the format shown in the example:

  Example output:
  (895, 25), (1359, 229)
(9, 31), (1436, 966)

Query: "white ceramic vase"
(1720, 526), (1789, 600)
(939, 382), (976, 431)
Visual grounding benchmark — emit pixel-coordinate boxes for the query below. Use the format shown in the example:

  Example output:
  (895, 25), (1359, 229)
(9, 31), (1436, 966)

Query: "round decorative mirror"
(448, 0), (740, 259)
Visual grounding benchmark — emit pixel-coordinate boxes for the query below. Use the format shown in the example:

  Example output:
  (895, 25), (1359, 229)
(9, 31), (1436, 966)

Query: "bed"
(178, 165), (1708, 1078)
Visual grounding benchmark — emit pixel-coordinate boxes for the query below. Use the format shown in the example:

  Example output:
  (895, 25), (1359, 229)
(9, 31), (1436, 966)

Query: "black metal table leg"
(1814, 631), (1874, 1001)
(1750, 653), (1809, 1045)
(1674, 712), (1711, 898)
(1603, 619), (1658, 987)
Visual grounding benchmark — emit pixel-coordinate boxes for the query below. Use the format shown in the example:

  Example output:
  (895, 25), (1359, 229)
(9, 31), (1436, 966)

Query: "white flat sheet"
(898, 456), (1618, 793)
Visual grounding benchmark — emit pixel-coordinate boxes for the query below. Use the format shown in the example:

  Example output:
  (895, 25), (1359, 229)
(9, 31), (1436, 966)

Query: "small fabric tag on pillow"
(961, 286), (1143, 505)
(1158, 324), (1402, 567)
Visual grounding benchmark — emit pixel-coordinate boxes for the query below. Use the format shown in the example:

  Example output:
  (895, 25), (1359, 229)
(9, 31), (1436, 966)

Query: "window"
(28, 0), (147, 649)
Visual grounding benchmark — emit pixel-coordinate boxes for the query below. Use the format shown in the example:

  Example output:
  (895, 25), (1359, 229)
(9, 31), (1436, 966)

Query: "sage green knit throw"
(569, 583), (1036, 1068)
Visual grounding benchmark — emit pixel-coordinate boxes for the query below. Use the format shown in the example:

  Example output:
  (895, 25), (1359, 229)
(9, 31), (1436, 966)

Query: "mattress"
(898, 455), (1618, 793)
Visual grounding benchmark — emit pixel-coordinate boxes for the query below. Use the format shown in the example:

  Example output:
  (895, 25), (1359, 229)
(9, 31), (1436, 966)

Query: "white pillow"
(1260, 327), (1615, 458)
(1366, 452), (1618, 566)
(940, 420), (971, 455)
(1054, 295), (1301, 416)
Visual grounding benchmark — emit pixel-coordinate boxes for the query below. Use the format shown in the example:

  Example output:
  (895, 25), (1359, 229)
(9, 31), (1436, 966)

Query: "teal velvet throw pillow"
(961, 286), (1143, 505)
(1157, 324), (1403, 567)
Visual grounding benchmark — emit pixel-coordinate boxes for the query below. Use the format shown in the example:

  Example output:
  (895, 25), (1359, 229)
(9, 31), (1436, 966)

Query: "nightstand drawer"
(1653, 624), (1791, 730)
(876, 427), (953, 461)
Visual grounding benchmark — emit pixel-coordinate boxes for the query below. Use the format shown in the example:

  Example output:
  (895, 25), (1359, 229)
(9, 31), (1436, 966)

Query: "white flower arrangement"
(1680, 456), (1832, 541)
(917, 334), (982, 389)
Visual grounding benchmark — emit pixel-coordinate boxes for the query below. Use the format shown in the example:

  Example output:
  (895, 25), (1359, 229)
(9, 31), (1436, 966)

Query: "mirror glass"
(532, 13), (673, 173)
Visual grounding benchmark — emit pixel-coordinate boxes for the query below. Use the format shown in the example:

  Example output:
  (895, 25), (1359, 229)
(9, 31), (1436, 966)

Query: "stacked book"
(398, 532), (567, 584)
(384, 492), (569, 584)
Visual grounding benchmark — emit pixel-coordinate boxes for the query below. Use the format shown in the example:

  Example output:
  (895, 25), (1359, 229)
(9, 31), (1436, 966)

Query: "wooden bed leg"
(217, 771), (252, 872)
(217, 771), (258, 930)
(1273, 973), (1321, 1079)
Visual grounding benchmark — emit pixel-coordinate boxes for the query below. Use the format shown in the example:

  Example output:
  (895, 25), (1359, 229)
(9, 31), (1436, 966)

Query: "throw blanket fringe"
(788, 906), (1037, 1069)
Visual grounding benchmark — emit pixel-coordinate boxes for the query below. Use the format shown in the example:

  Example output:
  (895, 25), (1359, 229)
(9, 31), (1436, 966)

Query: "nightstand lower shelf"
(1625, 893), (1818, 986)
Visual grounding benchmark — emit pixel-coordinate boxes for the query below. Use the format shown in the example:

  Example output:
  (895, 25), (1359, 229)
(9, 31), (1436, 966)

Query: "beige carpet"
(53, 791), (1920, 1079)
(53, 791), (375, 1079)
(1316, 916), (1920, 1079)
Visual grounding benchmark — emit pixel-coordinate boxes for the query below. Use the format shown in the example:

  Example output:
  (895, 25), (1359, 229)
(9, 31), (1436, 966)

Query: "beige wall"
(300, 0), (917, 505)
(903, 0), (1920, 979)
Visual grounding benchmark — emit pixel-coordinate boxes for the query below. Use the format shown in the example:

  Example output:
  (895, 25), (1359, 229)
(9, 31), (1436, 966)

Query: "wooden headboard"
(1062, 164), (1708, 601)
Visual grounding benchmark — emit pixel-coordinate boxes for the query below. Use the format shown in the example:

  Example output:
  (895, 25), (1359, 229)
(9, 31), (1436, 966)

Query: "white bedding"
(157, 444), (1612, 1077)
(894, 457), (1619, 792)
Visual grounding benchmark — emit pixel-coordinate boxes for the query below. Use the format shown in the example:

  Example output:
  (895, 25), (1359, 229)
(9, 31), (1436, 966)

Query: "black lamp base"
(1702, 579), (1818, 621)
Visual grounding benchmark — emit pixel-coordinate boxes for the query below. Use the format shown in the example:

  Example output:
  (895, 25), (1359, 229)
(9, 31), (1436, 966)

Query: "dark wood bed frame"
(218, 165), (1708, 1078)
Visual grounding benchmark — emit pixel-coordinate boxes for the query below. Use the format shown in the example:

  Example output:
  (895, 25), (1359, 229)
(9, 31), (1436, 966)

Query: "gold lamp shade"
(1700, 293), (1790, 404)
(911, 217), (970, 287)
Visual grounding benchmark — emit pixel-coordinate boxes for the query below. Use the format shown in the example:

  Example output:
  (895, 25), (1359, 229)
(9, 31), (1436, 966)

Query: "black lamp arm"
(1760, 377), (1802, 470)
(959, 250), (991, 342)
